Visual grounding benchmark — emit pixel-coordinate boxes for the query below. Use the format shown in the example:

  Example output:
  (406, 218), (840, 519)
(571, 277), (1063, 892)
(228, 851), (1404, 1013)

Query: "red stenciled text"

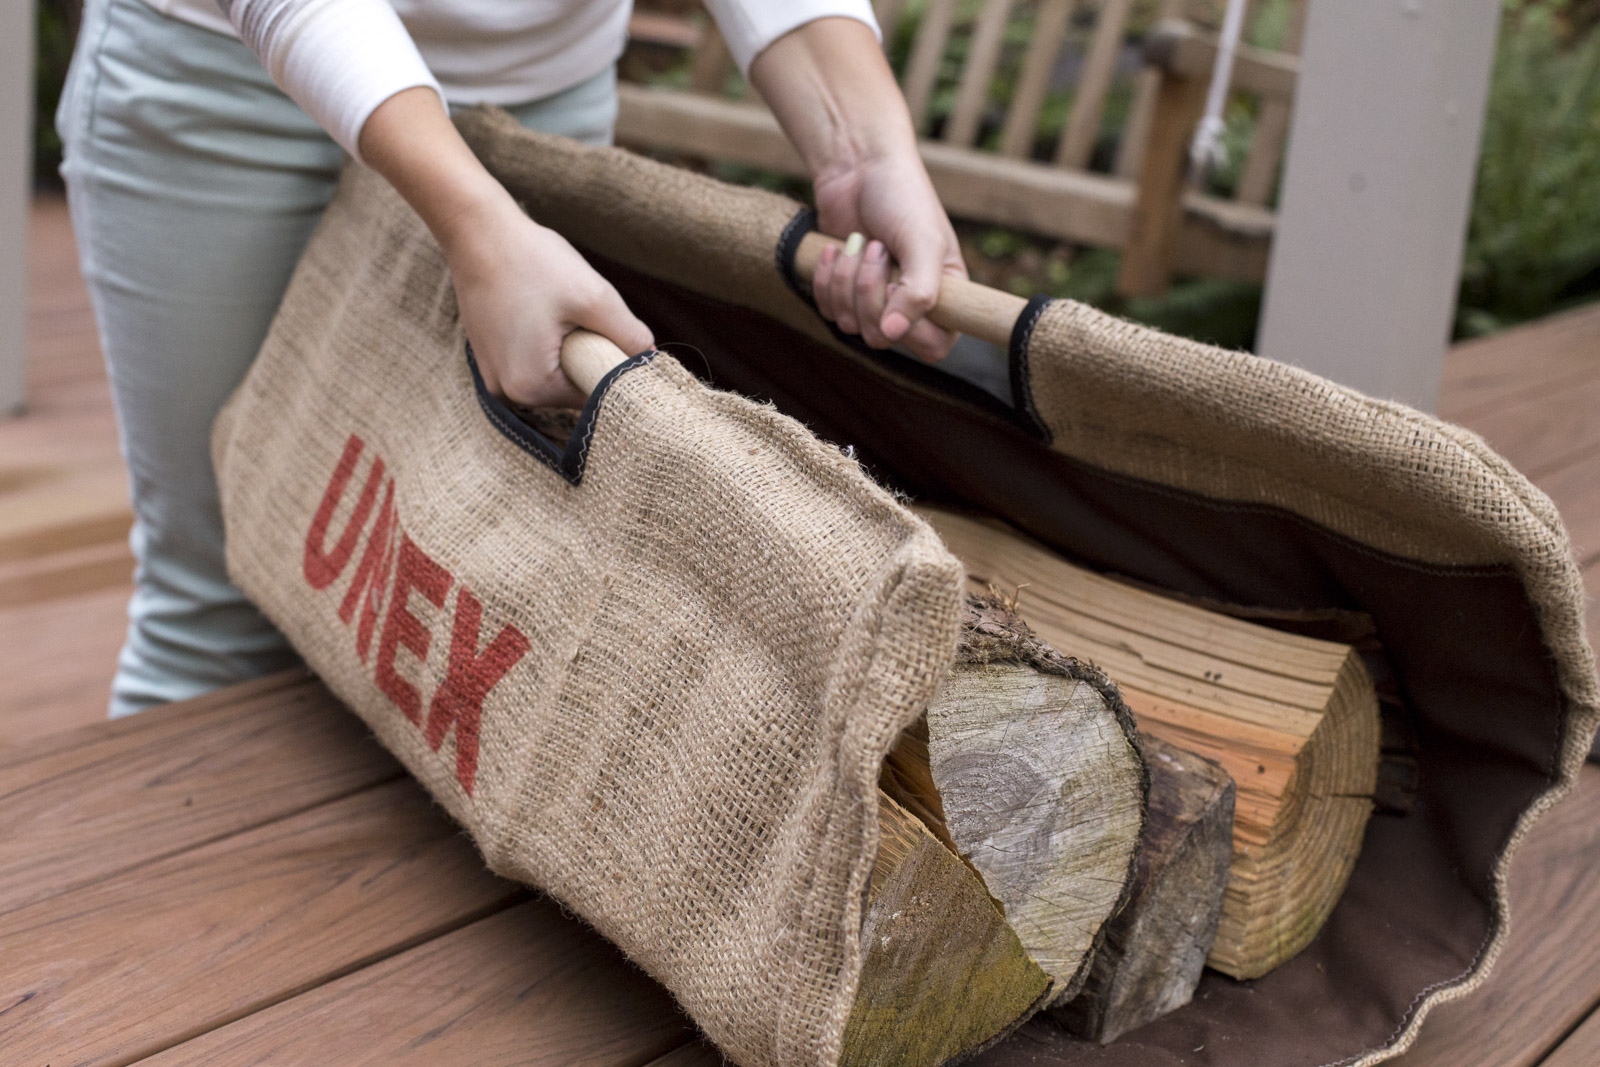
(304, 434), (531, 794)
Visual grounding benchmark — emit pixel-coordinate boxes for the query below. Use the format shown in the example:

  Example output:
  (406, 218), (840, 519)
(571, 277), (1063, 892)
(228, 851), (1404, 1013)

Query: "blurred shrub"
(33, 0), (78, 188)
(1456, 0), (1600, 335)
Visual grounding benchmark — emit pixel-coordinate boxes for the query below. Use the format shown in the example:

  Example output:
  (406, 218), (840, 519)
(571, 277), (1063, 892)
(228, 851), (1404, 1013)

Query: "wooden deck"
(4, 194), (1598, 1064)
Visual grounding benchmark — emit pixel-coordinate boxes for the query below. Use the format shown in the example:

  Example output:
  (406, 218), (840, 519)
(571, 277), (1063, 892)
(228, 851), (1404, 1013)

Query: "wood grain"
(919, 595), (1145, 994)
(919, 507), (1380, 979)
(1387, 764), (1600, 1067)
(0, 672), (399, 916)
(0, 779), (522, 1066)
(1445, 374), (1600, 479)
(1053, 734), (1233, 1043)
(133, 898), (694, 1067)
(1539, 1003), (1600, 1067)
(842, 792), (1051, 1067)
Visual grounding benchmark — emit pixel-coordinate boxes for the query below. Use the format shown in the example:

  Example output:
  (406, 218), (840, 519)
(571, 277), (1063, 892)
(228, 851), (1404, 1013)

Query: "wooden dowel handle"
(560, 329), (630, 396)
(794, 232), (1030, 349)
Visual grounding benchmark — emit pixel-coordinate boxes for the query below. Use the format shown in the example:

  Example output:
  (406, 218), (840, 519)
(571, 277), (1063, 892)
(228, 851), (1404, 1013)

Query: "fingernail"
(820, 244), (835, 267)
(843, 232), (866, 257)
(866, 240), (886, 263)
(882, 311), (910, 339)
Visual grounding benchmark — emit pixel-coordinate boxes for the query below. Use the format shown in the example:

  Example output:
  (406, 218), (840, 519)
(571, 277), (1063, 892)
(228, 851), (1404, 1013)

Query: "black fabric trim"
(1009, 294), (1053, 441)
(466, 341), (656, 486)
(773, 207), (1047, 439)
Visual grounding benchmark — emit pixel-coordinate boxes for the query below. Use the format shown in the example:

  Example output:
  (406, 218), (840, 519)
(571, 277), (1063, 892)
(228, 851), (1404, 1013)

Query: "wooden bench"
(3, 670), (1597, 1064)
(620, 0), (1303, 296)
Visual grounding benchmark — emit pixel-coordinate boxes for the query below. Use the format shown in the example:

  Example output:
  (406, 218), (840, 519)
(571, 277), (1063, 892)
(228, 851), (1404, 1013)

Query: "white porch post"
(1, 0), (37, 419)
(1255, 0), (1502, 412)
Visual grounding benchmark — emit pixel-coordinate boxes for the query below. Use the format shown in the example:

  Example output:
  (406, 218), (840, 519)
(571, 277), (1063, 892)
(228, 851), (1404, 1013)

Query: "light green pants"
(57, 0), (619, 716)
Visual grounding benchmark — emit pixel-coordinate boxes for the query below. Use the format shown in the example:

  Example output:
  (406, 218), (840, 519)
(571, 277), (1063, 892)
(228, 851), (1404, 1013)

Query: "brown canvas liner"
(455, 108), (1599, 1067)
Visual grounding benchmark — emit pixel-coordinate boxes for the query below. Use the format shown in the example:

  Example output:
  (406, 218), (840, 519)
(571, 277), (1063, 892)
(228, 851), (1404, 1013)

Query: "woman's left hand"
(811, 147), (967, 363)
(748, 16), (968, 363)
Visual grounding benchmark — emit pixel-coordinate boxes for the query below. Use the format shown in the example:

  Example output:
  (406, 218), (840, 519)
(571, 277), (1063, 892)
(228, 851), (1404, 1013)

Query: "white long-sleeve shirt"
(144, 0), (878, 159)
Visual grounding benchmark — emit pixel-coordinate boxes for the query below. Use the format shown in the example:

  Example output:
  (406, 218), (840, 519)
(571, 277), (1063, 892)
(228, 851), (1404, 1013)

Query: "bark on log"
(917, 506), (1380, 980)
(881, 593), (1149, 1005)
(844, 792), (1052, 1066)
(1053, 734), (1235, 1043)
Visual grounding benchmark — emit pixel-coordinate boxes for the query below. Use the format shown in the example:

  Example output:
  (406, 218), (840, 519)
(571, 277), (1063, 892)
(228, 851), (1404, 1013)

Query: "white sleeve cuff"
(229, 0), (446, 161)
(703, 0), (881, 75)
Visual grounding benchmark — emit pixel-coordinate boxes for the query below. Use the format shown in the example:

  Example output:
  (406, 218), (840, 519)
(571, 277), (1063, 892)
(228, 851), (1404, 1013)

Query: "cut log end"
(1054, 734), (1235, 1043)
(845, 792), (1051, 1067)
(885, 594), (1149, 999)
(1204, 647), (1380, 978)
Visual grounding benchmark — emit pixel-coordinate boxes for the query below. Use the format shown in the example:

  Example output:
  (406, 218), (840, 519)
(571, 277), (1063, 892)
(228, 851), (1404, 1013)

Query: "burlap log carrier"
(214, 107), (1599, 1067)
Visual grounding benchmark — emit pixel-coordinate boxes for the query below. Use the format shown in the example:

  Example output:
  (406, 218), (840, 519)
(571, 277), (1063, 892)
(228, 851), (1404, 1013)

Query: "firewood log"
(844, 791), (1052, 1065)
(1054, 734), (1235, 1043)
(917, 506), (1380, 980)
(881, 594), (1149, 1005)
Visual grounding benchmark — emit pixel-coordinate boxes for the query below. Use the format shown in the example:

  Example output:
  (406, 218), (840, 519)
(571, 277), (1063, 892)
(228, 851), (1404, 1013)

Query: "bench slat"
(0, 671), (399, 917)
(0, 779), (521, 1066)
(998, 0), (1075, 159)
(1056, 0), (1135, 169)
(1235, 0), (1306, 205)
(903, 0), (958, 131)
(133, 898), (694, 1067)
(945, 0), (1015, 147)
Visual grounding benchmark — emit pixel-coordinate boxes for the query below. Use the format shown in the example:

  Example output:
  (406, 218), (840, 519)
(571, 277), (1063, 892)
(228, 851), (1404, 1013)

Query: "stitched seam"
(473, 389), (566, 478)
(1062, 453), (1522, 579)
(1009, 295), (1051, 441)
(571, 351), (659, 477)
(1315, 919), (1501, 1067)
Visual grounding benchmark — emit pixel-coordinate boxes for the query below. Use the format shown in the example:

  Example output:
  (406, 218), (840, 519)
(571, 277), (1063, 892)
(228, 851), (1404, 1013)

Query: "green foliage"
(1456, 0), (1600, 335)
(34, 0), (77, 188)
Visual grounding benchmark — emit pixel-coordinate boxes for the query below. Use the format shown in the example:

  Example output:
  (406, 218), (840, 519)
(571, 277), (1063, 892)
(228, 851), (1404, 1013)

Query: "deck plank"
(0, 779), (521, 1066)
(1539, 1003), (1600, 1067)
(0, 584), (128, 747)
(1438, 303), (1600, 424)
(0, 671), (398, 916)
(1387, 763), (1600, 1067)
(1449, 375), (1600, 479)
(135, 898), (694, 1067)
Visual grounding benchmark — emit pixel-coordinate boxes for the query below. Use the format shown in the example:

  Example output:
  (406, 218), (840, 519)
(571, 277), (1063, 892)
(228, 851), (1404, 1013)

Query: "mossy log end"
(1054, 734), (1235, 1043)
(882, 594), (1149, 1004)
(842, 792), (1052, 1067)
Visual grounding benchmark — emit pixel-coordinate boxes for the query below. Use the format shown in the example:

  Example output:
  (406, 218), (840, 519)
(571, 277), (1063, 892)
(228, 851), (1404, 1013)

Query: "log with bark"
(917, 506), (1380, 980)
(1053, 733), (1235, 1043)
(879, 593), (1149, 1008)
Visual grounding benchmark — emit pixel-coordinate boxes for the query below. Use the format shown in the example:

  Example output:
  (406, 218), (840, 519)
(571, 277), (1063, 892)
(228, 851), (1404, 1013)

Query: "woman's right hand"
(359, 86), (652, 410)
(439, 196), (653, 409)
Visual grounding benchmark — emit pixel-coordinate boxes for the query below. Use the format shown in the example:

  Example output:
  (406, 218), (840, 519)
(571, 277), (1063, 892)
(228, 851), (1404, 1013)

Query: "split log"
(845, 791), (1052, 1065)
(917, 506), (1380, 980)
(1054, 734), (1235, 1043)
(881, 593), (1149, 1003)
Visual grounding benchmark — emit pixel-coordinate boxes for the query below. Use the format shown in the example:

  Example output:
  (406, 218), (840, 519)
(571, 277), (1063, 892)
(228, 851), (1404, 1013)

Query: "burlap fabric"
(448, 108), (1599, 1066)
(211, 163), (968, 1066)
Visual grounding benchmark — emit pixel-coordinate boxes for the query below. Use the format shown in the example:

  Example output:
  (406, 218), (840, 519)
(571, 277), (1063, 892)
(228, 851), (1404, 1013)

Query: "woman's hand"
(359, 87), (652, 408)
(750, 17), (967, 363)
(810, 148), (965, 362)
(438, 197), (653, 408)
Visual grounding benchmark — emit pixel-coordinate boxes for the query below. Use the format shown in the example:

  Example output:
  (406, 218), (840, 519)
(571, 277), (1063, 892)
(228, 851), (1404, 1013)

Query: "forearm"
(357, 87), (517, 260)
(747, 17), (918, 183)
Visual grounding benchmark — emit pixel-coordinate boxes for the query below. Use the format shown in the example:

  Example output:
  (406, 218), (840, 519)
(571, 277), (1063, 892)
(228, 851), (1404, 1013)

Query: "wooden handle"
(560, 329), (630, 397)
(794, 232), (1030, 349)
